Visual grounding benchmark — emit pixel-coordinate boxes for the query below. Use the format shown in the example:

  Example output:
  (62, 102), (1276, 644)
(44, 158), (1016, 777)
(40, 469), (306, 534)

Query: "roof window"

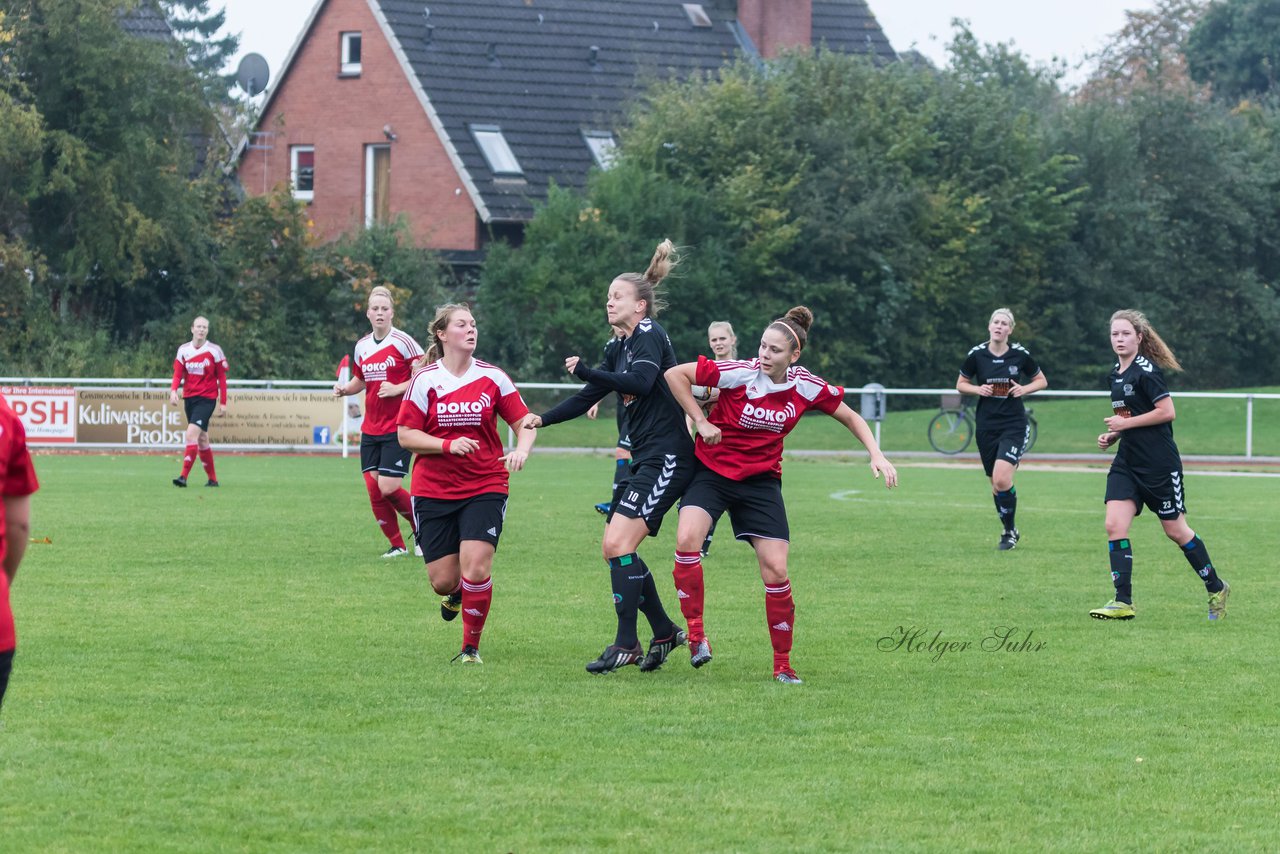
(683, 4), (712, 27)
(470, 125), (523, 176)
(583, 131), (617, 169)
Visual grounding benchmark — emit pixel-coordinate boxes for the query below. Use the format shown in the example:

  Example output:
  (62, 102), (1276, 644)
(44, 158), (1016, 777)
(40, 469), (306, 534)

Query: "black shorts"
(183, 396), (217, 430)
(611, 452), (694, 537)
(412, 492), (508, 562)
(681, 463), (789, 542)
(0, 648), (12, 711)
(1105, 460), (1186, 520)
(976, 423), (1029, 477)
(360, 432), (410, 478)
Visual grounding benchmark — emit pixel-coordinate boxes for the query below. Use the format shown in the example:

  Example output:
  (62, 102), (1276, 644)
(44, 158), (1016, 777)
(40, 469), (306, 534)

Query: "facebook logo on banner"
(313, 426), (331, 445)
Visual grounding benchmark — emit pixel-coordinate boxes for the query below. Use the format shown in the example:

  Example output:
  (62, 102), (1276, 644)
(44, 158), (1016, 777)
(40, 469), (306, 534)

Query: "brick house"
(234, 0), (896, 257)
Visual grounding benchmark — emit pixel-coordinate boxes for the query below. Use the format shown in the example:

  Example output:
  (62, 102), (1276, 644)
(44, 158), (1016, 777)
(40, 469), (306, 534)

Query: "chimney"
(737, 0), (812, 59)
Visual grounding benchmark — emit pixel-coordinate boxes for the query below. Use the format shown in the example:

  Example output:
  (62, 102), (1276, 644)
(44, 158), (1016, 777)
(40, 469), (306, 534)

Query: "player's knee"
(759, 564), (788, 586)
(362, 471), (381, 500)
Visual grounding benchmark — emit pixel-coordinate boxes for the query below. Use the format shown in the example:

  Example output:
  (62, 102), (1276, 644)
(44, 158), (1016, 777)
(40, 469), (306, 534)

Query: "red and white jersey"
(353, 327), (423, 436)
(397, 358), (530, 500)
(171, 341), (229, 404)
(1, 394), (40, 651)
(695, 355), (844, 480)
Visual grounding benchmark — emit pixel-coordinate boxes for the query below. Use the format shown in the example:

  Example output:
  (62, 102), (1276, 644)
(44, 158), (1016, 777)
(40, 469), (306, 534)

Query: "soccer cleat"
(689, 638), (713, 669)
(172, 476), (187, 488)
(700, 533), (713, 557)
(382, 546), (409, 558)
(440, 591), (462, 622)
(774, 668), (804, 685)
(997, 528), (1020, 551)
(594, 502), (611, 515)
(205, 479), (219, 487)
(639, 627), (687, 672)
(1207, 580), (1231, 620)
(1089, 599), (1136, 620)
(451, 645), (483, 664)
(414, 543), (423, 557)
(585, 643), (644, 674)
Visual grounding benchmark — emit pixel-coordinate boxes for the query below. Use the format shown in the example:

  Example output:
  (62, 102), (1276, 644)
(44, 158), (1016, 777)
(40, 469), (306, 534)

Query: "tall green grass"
(3, 454), (1277, 851)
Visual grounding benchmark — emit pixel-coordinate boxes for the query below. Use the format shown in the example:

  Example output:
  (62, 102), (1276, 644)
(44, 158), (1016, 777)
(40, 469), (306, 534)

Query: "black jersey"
(1110, 355), (1180, 472)
(540, 318), (693, 462)
(959, 342), (1041, 430)
(601, 334), (631, 444)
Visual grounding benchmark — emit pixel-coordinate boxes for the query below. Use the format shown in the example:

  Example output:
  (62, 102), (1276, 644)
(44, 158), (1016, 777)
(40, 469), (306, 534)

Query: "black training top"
(600, 333), (632, 448)
(539, 317), (692, 461)
(1110, 355), (1180, 472)
(959, 342), (1042, 431)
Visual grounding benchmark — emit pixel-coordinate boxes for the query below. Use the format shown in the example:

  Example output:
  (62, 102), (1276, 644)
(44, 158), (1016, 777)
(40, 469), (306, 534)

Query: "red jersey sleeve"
(396, 376), (431, 432)
(495, 387), (530, 427)
(694, 355), (722, 388)
(1, 405), (39, 498)
(216, 355), (229, 405)
(171, 356), (184, 392)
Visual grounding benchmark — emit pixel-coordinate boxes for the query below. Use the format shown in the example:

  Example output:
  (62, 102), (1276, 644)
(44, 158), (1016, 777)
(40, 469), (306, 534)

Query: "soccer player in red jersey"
(666, 307), (898, 684)
(1, 393), (40, 712)
(334, 287), (425, 558)
(169, 315), (229, 487)
(1089, 310), (1230, 622)
(397, 304), (536, 663)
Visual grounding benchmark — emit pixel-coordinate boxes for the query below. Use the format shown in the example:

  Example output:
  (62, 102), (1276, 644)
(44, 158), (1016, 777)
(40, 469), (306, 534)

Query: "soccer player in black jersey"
(520, 240), (693, 674)
(1089, 310), (1230, 621)
(956, 308), (1048, 549)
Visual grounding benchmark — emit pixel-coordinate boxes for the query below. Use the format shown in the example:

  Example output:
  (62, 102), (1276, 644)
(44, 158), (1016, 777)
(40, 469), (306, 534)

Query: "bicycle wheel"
(1024, 413), (1038, 453)
(928, 409), (974, 455)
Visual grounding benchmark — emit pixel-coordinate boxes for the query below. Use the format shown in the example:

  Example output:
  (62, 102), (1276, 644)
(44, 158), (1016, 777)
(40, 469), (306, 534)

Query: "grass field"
(3, 452), (1278, 852)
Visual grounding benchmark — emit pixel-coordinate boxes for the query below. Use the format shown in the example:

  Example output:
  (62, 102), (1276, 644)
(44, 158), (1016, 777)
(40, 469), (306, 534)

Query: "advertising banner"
(14, 388), (351, 448)
(2, 386), (76, 442)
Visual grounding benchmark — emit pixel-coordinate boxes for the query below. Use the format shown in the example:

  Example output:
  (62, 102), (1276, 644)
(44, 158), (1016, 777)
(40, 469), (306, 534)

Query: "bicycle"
(927, 394), (1037, 455)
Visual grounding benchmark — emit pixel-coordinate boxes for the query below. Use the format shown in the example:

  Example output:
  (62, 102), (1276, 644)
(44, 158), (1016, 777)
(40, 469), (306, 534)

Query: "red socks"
(199, 448), (217, 481)
(180, 444), (198, 478)
(461, 576), (493, 650)
(764, 580), (795, 674)
(385, 487), (415, 531)
(672, 550), (705, 641)
(0, 572), (15, 653)
(363, 471), (405, 549)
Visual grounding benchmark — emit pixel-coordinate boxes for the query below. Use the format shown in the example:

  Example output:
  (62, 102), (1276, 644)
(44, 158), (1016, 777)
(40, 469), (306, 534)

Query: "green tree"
(0, 0), (227, 370)
(480, 42), (1080, 389)
(1186, 0), (1280, 101)
(159, 0), (240, 103)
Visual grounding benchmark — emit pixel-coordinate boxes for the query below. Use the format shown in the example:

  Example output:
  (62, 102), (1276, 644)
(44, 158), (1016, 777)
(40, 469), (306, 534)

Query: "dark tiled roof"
(377, 1), (894, 223)
(812, 1), (897, 61)
(119, 0), (176, 42)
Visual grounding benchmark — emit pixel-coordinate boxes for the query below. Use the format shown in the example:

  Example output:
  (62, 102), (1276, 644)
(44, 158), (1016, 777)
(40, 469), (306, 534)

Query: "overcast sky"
(219, 0), (1159, 94)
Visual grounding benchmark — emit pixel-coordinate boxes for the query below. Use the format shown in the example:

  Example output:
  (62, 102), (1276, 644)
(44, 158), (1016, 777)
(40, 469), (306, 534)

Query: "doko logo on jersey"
(739, 401), (796, 432)
(436, 392), (492, 426)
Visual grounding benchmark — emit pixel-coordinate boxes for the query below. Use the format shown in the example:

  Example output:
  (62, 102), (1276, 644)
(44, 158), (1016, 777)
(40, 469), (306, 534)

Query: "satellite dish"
(235, 53), (270, 97)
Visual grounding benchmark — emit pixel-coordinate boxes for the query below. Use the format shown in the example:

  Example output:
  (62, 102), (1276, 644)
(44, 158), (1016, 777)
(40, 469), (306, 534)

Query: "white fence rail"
(3, 378), (1277, 458)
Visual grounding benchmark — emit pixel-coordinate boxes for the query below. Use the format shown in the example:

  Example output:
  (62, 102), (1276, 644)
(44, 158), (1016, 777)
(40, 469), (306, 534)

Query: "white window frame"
(583, 131), (618, 170)
(365, 143), (391, 227)
(290, 145), (314, 201)
(683, 4), (712, 27)
(470, 125), (523, 177)
(341, 32), (362, 75)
